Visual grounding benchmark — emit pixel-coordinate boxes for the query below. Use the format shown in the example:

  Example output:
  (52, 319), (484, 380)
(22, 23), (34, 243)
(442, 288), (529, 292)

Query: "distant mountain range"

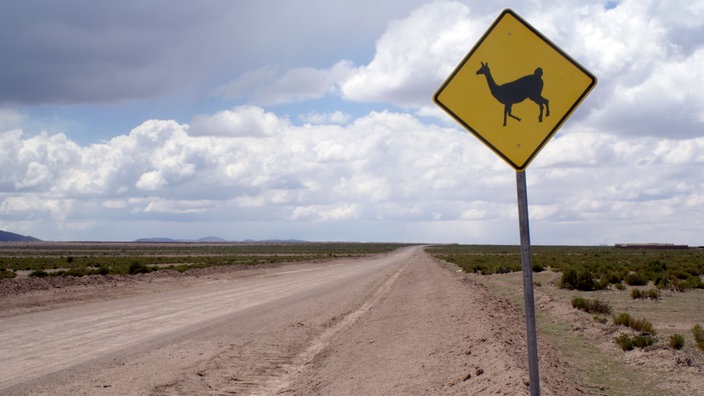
(0, 230), (305, 243)
(0, 230), (41, 242)
(134, 236), (307, 243)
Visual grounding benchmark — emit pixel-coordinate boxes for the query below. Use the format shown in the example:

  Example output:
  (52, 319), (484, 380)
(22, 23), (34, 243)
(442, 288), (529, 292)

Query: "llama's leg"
(534, 97), (549, 122)
(504, 104), (521, 126)
(507, 105), (521, 122)
(544, 98), (550, 117)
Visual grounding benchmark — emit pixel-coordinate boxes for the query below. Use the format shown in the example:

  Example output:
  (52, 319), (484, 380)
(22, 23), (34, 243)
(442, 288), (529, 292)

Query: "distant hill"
(0, 230), (41, 242)
(134, 237), (182, 243)
(135, 236), (228, 243)
(198, 236), (228, 242)
(257, 239), (307, 243)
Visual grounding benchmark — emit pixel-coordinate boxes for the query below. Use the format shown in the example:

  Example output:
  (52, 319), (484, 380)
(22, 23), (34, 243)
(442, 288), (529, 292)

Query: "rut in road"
(251, 258), (409, 395)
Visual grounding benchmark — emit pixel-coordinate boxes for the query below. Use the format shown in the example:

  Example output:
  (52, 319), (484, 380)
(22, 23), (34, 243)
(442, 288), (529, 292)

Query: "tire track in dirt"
(149, 248), (416, 395)
(251, 258), (410, 395)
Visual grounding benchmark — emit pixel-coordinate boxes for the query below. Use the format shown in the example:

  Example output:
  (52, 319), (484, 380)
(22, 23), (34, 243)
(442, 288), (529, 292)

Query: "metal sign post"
(516, 170), (540, 395)
(432, 9), (596, 396)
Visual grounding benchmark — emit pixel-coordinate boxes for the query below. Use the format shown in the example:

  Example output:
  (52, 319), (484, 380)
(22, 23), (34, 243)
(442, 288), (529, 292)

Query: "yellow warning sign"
(434, 9), (596, 171)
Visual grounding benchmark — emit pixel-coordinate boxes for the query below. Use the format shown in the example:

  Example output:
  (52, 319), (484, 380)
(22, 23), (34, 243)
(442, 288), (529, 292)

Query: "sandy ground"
(2, 246), (583, 395)
(476, 269), (704, 396)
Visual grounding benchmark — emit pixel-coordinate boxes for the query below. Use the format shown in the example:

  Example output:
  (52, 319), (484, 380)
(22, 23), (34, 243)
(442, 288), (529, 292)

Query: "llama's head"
(476, 61), (489, 75)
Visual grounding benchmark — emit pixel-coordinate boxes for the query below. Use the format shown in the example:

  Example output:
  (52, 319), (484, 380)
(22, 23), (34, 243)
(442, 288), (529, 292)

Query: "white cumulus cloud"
(341, 1), (486, 108)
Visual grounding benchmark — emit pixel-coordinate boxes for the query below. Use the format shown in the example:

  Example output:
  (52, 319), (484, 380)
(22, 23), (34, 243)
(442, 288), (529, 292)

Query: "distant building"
(615, 243), (689, 249)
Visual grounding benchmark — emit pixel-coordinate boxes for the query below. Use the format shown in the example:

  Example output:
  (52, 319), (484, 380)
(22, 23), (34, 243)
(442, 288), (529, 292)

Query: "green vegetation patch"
(693, 324), (704, 351)
(615, 333), (655, 351)
(613, 312), (656, 335)
(0, 268), (16, 279)
(426, 245), (704, 292)
(560, 267), (608, 291)
(669, 334), (685, 350)
(424, 245), (522, 275)
(631, 288), (661, 300)
(0, 242), (411, 278)
(571, 296), (612, 315)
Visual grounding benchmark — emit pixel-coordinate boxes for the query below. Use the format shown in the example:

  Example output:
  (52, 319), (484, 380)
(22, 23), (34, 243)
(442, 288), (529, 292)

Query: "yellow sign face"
(434, 9), (596, 171)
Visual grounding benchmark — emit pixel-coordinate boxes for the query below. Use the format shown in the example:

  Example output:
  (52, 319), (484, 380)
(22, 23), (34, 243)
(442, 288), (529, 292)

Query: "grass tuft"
(571, 296), (612, 314)
(560, 268), (605, 291)
(615, 333), (634, 351)
(615, 333), (655, 351)
(613, 312), (656, 335)
(28, 269), (49, 278)
(128, 261), (153, 275)
(692, 324), (704, 351)
(624, 271), (648, 286)
(0, 268), (16, 279)
(669, 334), (685, 350)
(631, 288), (661, 300)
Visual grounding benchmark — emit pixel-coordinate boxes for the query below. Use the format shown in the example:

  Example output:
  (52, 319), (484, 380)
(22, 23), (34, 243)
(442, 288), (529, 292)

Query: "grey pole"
(516, 170), (540, 396)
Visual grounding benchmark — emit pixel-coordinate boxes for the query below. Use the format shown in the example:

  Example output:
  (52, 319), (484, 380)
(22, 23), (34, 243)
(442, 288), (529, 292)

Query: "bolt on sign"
(434, 9), (596, 171)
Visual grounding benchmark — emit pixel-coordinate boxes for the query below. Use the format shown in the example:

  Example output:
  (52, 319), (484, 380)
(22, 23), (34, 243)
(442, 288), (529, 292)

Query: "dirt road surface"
(1, 246), (578, 395)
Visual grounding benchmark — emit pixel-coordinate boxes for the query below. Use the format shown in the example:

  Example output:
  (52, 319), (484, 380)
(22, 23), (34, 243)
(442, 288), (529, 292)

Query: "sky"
(1, 0), (703, 245)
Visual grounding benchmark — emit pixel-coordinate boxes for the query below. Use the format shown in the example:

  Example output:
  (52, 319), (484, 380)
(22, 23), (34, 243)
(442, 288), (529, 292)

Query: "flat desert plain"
(1, 245), (702, 395)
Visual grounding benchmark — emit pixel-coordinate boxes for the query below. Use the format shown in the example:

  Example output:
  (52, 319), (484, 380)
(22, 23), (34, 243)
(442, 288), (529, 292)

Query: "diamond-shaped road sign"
(434, 9), (597, 171)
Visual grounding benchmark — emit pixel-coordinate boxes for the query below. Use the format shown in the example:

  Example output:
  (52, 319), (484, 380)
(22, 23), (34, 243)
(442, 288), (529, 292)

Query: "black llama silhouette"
(476, 62), (550, 127)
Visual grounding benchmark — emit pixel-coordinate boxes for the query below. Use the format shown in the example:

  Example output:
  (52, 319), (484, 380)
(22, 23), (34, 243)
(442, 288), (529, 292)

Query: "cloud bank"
(3, 104), (703, 244)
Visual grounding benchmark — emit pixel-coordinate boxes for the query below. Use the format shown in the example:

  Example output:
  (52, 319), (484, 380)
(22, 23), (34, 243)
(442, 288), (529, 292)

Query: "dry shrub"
(613, 312), (656, 335)
(693, 324), (704, 351)
(669, 334), (685, 350)
(571, 296), (612, 314)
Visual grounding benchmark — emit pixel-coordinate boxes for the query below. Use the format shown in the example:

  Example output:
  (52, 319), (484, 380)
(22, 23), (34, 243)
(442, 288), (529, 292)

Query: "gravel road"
(0, 246), (577, 395)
